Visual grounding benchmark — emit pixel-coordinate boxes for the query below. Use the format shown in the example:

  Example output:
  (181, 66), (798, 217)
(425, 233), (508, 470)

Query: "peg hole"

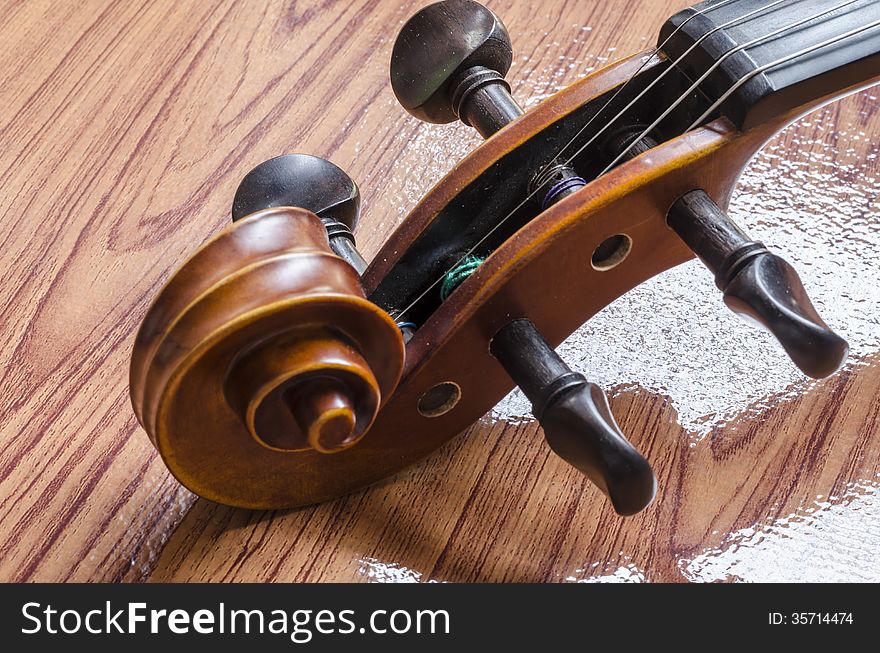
(591, 234), (632, 271)
(418, 382), (461, 418)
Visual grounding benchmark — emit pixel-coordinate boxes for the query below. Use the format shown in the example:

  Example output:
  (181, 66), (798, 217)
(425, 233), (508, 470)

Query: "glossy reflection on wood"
(0, 0), (878, 582)
(151, 356), (880, 582)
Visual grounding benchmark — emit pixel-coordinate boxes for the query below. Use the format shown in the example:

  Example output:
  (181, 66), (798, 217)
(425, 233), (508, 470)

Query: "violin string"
(396, 0), (865, 322)
(393, 0), (750, 320)
(546, 0), (741, 167)
(685, 17), (880, 130)
(538, 0), (791, 182)
(394, 0), (760, 320)
(599, 0), (866, 176)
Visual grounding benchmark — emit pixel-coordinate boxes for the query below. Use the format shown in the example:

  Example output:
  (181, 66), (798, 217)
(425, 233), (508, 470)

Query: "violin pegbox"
(392, 0), (657, 515)
(392, 0), (849, 381)
(130, 155), (404, 507)
(385, 0), (853, 511)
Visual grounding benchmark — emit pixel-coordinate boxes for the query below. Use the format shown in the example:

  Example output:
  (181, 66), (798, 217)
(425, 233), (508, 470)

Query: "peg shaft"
(490, 319), (656, 516)
(668, 190), (849, 379)
(323, 221), (369, 276)
(606, 128), (849, 380)
(450, 65), (523, 138)
(667, 190), (765, 289)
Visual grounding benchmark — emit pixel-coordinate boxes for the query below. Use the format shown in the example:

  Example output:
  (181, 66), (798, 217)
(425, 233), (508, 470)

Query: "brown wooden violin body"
(131, 0), (880, 513)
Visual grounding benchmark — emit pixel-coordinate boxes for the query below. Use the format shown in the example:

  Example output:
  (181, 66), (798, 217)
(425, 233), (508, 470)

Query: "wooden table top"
(1, 0), (878, 583)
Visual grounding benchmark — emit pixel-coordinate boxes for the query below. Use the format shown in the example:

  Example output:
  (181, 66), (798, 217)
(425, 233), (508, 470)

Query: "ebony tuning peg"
(233, 153), (368, 275)
(390, 1), (590, 292)
(232, 154), (416, 341)
(391, 0), (520, 138)
(603, 128), (849, 380)
(668, 190), (849, 379)
(491, 319), (657, 516)
(392, 1), (585, 206)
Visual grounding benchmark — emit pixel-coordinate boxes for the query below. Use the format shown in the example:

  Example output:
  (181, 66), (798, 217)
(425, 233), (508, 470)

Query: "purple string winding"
(541, 177), (586, 211)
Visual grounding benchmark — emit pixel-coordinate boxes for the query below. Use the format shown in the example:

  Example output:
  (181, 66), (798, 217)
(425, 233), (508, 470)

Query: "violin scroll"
(130, 155), (404, 506)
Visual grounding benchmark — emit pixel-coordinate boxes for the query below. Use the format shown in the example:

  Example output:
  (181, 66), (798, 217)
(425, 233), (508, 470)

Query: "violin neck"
(661, 0), (880, 130)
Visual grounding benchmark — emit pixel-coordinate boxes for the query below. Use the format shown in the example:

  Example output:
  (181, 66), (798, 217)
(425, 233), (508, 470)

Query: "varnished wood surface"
(1, 0), (878, 582)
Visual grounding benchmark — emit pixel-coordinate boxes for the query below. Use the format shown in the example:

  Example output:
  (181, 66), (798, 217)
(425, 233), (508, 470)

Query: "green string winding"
(440, 256), (484, 301)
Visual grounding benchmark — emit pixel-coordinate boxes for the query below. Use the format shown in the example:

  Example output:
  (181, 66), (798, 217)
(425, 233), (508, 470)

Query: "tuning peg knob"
(723, 252), (849, 379)
(391, 2), (586, 212)
(490, 319), (657, 516)
(233, 153), (367, 274)
(668, 190), (849, 379)
(391, 0), (520, 137)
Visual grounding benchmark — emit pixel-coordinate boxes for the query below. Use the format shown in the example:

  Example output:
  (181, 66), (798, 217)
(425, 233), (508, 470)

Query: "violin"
(129, 0), (880, 516)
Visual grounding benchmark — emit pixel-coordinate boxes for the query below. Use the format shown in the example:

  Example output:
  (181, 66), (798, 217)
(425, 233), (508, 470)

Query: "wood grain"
(1, 0), (878, 583)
